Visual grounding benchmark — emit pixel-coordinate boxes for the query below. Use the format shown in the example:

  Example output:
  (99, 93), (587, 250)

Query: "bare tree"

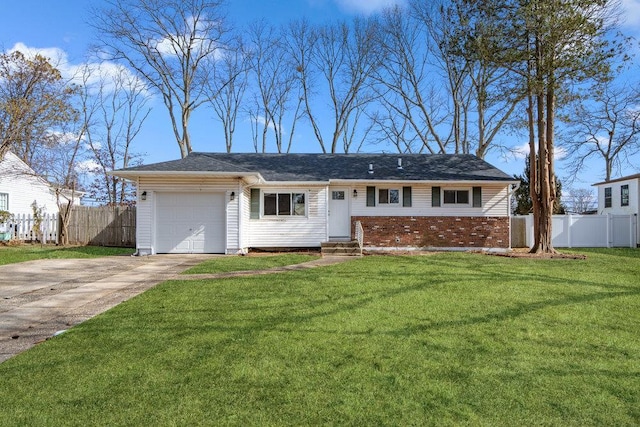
(246, 21), (303, 153)
(564, 187), (596, 214)
(92, 0), (228, 158)
(81, 65), (151, 205)
(373, 6), (447, 154)
(297, 18), (381, 153)
(206, 37), (249, 153)
(563, 80), (640, 181)
(40, 119), (87, 246)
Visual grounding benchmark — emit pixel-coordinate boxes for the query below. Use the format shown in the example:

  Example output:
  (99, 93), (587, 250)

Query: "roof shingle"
(115, 152), (515, 182)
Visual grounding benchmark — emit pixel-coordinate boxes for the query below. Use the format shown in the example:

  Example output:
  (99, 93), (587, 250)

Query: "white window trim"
(621, 185), (629, 207)
(442, 188), (472, 206)
(378, 188), (401, 205)
(262, 191), (308, 218)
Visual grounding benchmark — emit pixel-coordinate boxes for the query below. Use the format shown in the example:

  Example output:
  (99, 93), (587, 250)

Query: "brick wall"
(352, 216), (510, 248)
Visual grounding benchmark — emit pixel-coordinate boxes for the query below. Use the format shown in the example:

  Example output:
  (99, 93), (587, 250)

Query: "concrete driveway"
(0, 254), (215, 363)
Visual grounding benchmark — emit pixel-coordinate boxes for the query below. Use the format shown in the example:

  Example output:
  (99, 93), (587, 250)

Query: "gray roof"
(115, 152), (515, 182)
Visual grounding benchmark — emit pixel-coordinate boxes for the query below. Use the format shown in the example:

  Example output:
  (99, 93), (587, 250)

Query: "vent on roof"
(368, 163), (374, 174)
(397, 158), (403, 170)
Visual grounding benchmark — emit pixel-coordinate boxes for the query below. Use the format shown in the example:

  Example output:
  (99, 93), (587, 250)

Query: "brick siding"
(352, 216), (509, 248)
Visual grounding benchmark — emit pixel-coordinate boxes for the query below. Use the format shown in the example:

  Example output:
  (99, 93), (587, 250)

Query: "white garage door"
(156, 192), (226, 254)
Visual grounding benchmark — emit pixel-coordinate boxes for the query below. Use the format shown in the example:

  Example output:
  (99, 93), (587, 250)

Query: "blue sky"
(1, 0), (639, 193)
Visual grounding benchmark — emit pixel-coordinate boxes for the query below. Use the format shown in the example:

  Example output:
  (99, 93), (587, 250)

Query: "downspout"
(132, 177), (141, 256)
(509, 182), (521, 250)
(237, 181), (245, 254)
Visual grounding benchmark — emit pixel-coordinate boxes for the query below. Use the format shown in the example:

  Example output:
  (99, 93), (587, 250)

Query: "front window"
(378, 189), (400, 204)
(604, 187), (612, 208)
(0, 193), (7, 211)
(443, 189), (469, 205)
(621, 185), (629, 207)
(264, 192), (305, 216)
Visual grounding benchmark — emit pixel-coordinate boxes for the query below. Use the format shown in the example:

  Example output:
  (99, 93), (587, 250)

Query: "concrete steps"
(321, 241), (363, 256)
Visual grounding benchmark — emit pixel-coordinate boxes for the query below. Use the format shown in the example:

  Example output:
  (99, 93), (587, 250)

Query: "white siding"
(595, 178), (640, 244)
(137, 177), (240, 254)
(0, 152), (59, 216)
(596, 178), (639, 216)
(247, 186), (328, 248)
(351, 183), (510, 217)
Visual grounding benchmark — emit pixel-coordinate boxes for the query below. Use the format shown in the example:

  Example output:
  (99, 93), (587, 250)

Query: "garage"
(155, 192), (226, 253)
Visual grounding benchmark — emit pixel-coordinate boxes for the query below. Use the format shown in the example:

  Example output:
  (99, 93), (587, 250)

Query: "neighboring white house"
(593, 173), (640, 244)
(112, 153), (518, 255)
(0, 151), (59, 216)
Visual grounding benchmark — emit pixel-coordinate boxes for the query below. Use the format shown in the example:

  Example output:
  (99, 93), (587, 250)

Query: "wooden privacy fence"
(1, 207), (135, 247)
(64, 206), (136, 247)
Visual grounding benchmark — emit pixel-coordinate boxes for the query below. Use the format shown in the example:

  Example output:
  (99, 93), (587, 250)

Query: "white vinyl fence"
(2, 213), (59, 243)
(514, 214), (638, 248)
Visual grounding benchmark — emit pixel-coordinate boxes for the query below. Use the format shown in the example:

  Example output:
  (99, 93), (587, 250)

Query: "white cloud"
(334, 0), (406, 15)
(152, 15), (224, 61)
(251, 115), (286, 135)
(510, 143), (568, 161)
(6, 43), (148, 95)
(620, 0), (640, 29)
(45, 130), (84, 146)
(75, 159), (101, 174)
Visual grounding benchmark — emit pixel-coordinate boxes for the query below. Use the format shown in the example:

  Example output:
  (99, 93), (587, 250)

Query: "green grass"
(182, 253), (320, 274)
(1, 249), (639, 426)
(0, 245), (134, 265)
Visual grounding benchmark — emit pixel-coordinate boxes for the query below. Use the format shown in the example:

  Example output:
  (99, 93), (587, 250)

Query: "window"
(332, 191), (345, 200)
(621, 185), (629, 207)
(444, 189), (469, 205)
(604, 187), (612, 208)
(366, 186), (412, 207)
(263, 192), (305, 216)
(0, 193), (7, 211)
(378, 188), (399, 204)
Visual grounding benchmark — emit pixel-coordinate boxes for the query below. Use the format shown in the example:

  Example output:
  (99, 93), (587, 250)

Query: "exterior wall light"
(353, 189), (358, 198)
(141, 191), (147, 201)
(230, 191), (235, 201)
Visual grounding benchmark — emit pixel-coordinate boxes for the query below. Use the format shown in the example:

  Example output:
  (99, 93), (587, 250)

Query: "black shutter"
(473, 186), (482, 207)
(403, 186), (412, 207)
(250, 189), (260, 219)
(366, 186), (376, 207)
(432, 186), (441, 207)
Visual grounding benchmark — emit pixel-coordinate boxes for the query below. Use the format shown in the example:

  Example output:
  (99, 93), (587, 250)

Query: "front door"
(329, 189), (350, 238)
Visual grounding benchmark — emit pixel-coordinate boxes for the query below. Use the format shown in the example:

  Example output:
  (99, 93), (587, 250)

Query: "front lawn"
(182, 253), (320, 274)
(0, 245), (134, 265)
(1, 249), (639, 425)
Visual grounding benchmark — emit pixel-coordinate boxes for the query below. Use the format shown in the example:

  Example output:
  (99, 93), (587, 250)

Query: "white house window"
(604, 187), (612, 208)
(443, 189), (469, 205)
(0, 193), (7, 211)
(378, 188), (400, 204)
(621, 185), (629, 207)
(332, 191), (345, 200)
(264, 192), (305, 216)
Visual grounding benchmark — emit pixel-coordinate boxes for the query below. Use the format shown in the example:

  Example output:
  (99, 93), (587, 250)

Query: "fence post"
(567, 214), (572, 248)
(607, 213), (612, 248)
